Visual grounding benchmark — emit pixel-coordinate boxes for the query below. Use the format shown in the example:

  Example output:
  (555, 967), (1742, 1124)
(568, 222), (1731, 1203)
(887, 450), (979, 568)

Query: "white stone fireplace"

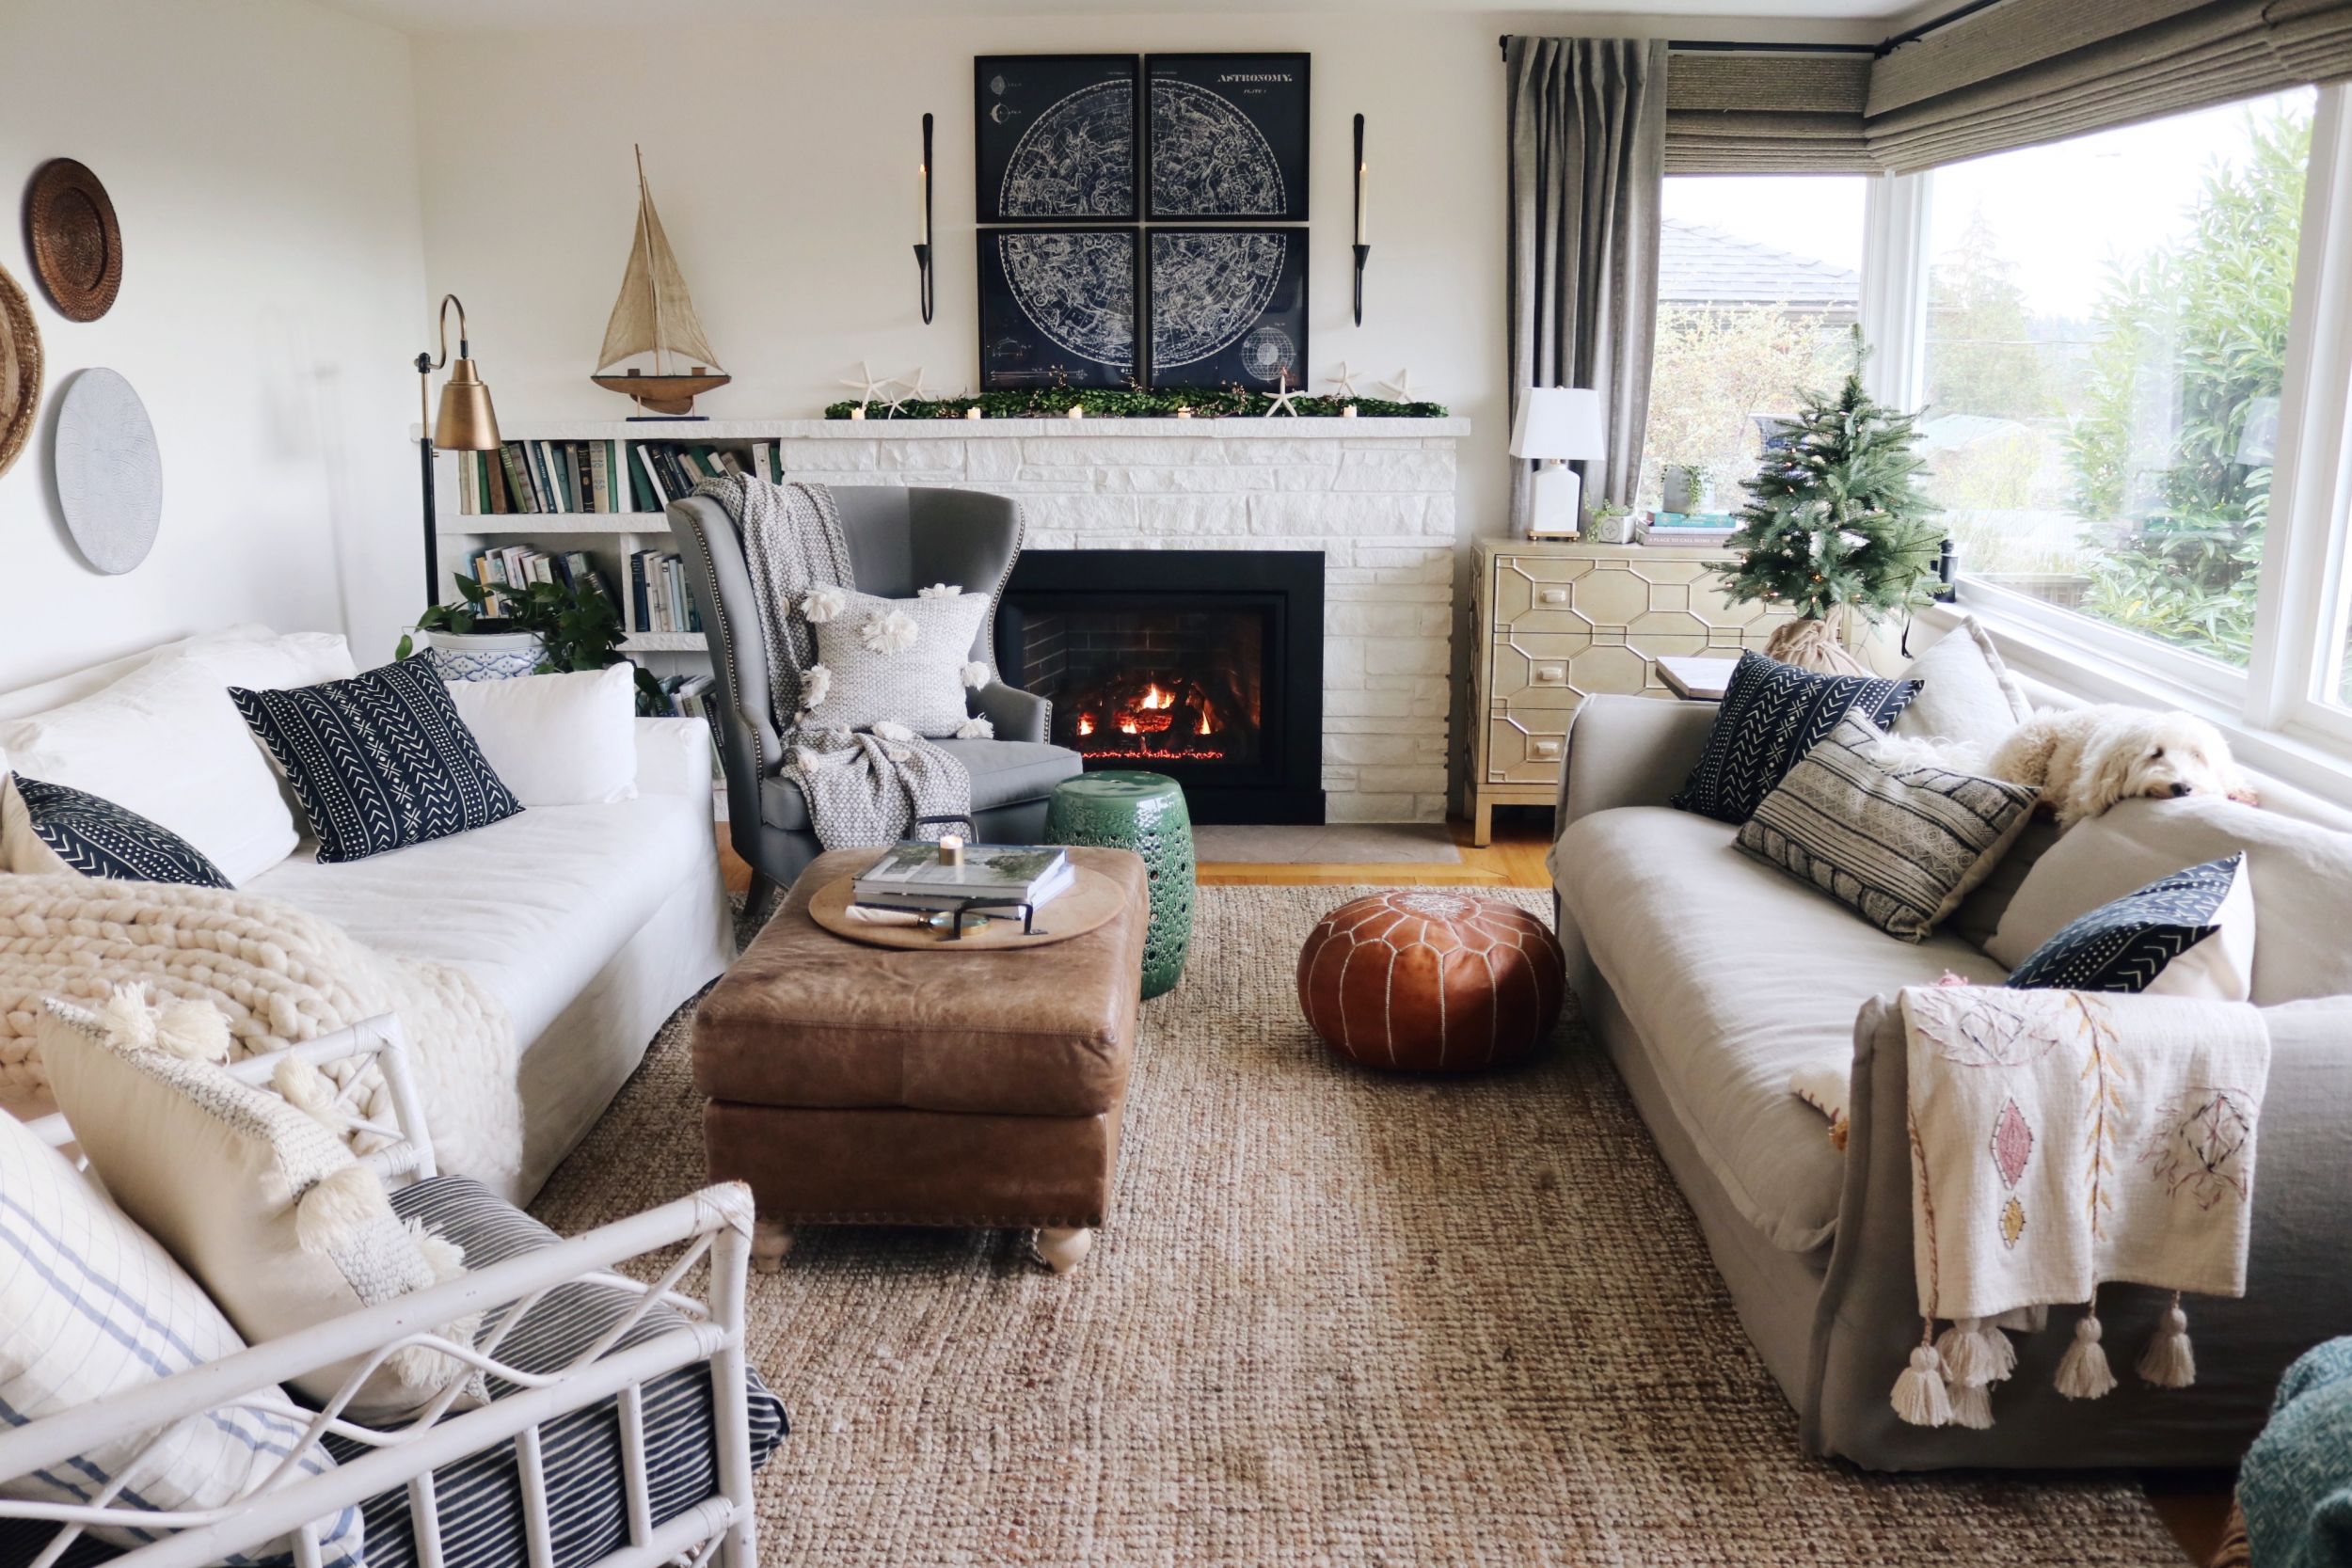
(767, 418), (1463, 823)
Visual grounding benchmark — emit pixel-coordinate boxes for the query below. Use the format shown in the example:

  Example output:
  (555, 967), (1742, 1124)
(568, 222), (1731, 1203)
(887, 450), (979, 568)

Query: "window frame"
(1871, 84), (2352, 789)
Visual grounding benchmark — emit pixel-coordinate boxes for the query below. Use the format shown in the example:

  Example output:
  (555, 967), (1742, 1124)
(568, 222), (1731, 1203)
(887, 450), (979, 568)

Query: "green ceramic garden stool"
(1044, 771), (1193, 1000)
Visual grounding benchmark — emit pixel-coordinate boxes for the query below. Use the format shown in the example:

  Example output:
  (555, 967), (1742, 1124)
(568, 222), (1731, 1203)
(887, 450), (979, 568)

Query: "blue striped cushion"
(228, 660), (522, 863)
(1673, 649), (1923, 825)
(0, 1103), (360, 1568)
(325, 1179), (787, 1568)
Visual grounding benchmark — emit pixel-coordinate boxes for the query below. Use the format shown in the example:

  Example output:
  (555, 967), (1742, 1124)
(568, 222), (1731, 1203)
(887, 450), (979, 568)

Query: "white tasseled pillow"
(38, 991), (482, 1422)
(801, 587), (994, 737)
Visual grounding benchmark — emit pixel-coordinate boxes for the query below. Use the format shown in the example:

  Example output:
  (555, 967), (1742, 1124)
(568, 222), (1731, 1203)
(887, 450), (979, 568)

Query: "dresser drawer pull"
(1533, 664), (1565, 684)
(1537, 588), (1568, 606)
(1528, 738), (1562, 760)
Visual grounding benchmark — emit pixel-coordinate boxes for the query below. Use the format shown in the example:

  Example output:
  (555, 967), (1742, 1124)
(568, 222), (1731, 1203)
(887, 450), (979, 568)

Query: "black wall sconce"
(1351, 113), (1370, 325)
(914, 112), (935, 325)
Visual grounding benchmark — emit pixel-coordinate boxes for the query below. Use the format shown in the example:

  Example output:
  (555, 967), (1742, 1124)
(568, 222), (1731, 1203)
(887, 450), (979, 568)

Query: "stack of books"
(469, 545), (615, 617)
(850, 842), (1074, 917)
(629, 550), (702, 634)
(628, 440), (783, 511)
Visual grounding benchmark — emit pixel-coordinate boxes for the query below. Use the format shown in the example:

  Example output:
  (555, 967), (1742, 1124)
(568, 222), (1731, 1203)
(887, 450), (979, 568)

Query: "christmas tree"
(1716, 343), (1945, 673)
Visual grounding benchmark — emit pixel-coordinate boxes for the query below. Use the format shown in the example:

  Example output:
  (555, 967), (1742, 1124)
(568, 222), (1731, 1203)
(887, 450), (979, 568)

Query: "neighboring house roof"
(1660, 218), (1859, 312)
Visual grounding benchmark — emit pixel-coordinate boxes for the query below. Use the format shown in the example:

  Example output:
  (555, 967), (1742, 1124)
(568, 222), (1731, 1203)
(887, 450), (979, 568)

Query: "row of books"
(630, 550), (704, 635)
(455, 439), (787, 516)
(850, 842), (1075, 914)
(648, 672), (715, 721)
(469, 544), (615, 619)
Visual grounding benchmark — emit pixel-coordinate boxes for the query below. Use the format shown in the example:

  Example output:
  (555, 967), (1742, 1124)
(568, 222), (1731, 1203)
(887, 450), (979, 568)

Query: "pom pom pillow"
(800, 586), (993, 737)
(40, 991), (483, 1421)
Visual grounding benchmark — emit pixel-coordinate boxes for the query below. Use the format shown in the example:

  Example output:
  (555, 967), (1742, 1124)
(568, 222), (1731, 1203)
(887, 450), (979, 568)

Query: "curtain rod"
(1499, 34), (1878, 60)
(1499, 0), (2007, 64)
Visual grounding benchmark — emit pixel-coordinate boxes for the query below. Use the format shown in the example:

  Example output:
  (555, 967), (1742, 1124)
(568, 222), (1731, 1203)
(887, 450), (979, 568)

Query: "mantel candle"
(849, 404), (867, 420)
(964, 405), (982, 420)
(1068, 404), (1086, 420)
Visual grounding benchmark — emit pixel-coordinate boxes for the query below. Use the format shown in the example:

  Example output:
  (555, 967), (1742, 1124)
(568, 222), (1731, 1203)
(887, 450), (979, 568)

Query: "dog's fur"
(1987, 705), (2251, 831)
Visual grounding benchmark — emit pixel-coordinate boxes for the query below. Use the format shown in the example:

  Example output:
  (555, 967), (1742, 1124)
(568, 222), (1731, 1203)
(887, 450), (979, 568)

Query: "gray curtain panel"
(1506, 37), (1669, 534)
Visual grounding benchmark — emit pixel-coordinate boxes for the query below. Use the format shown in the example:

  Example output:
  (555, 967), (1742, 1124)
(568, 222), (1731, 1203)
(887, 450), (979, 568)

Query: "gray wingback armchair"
(669, 484), (1083, 900)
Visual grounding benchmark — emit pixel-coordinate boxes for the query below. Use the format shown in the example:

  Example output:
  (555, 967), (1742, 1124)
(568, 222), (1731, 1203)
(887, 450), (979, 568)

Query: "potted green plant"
(1661, 463), (1713, 515)
(399, 573), (669, 713)
(1588, 499), (1636, 545)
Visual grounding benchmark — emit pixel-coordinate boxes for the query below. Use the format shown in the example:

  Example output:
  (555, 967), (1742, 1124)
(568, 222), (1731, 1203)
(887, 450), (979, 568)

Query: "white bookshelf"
(425, 422), (765, 673)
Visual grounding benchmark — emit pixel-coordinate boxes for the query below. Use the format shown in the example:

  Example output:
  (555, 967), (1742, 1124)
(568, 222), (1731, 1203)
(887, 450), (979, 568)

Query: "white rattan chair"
(0, 1016), (766, 1568)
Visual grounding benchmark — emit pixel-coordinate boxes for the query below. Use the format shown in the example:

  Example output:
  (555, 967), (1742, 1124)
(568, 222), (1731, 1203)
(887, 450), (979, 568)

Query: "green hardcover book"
(501, 443), (537, 514)
(624, 443), (656, 512)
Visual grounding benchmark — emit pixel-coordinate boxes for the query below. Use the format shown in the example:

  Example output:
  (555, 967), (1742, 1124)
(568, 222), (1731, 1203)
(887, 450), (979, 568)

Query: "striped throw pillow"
(0, 1090), (364, 1566)
(1737, 714), (2040, 942)
(1673, 649), (1922, 825)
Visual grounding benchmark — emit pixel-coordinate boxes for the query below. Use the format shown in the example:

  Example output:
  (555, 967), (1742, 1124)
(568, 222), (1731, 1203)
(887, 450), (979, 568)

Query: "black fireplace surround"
(997, 549), (1325, 824)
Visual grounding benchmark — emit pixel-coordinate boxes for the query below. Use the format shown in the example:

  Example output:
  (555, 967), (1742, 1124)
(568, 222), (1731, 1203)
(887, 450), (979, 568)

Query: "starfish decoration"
(1263, 370), (1306, 418)
(1378, 367), (1419, 402)
(1326, 362), (1363, 400)
(838, 360), (892, 411)
(898, 367), (935, 402)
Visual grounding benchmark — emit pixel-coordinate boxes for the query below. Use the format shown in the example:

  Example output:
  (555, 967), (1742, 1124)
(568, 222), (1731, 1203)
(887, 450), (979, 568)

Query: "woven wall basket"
(27, 159), (123, 322)
(0, 259), (40, 481)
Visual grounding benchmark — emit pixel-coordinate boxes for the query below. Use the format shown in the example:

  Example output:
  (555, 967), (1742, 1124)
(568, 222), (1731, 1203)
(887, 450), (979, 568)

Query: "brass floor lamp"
(414, 293), (501, 609)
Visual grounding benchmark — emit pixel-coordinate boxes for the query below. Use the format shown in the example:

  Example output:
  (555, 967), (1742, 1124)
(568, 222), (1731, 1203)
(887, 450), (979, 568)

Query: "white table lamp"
(1511, 387), (1606, 539)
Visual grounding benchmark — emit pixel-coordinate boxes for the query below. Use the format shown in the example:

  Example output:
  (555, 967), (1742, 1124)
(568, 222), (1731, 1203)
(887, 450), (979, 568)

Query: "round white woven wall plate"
(54, 367), (162, 576)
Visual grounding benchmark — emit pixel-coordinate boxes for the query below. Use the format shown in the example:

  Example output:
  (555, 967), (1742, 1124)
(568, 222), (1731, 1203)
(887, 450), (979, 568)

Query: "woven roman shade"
(1866, 0), (2352, 171)
(1665, 51), (1879, 173)
(1650, 1), (2352, 178)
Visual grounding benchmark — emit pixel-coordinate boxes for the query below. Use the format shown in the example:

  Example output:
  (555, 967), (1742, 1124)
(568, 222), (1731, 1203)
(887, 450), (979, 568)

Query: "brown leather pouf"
(1296, 891), (1565, 1072)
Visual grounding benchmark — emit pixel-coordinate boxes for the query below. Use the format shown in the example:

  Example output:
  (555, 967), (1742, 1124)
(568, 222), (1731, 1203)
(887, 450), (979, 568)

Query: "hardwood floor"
(712, 813), (2227, 1559)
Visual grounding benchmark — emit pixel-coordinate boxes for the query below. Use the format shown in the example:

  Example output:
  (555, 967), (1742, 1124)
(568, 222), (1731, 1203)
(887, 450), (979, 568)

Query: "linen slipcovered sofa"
(0, 625), (732, 1200)
(1546, 653), (2352, 1470)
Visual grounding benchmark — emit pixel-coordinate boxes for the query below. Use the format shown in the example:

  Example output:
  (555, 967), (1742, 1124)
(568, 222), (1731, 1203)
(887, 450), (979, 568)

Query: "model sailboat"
(592, 146), (730, 417)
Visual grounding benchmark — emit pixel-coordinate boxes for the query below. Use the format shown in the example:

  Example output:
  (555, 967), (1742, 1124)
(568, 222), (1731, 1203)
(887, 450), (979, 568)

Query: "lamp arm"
(412, 293), (471, 619)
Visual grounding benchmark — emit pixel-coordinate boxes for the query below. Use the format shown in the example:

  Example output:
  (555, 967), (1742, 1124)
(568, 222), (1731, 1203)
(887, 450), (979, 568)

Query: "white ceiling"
(314, 0), (1927, 35)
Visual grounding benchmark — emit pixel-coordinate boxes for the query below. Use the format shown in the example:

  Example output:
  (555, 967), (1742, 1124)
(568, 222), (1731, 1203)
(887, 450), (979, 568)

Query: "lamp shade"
(1510, 387), (1605, 461)
(433, 356), (500, 451)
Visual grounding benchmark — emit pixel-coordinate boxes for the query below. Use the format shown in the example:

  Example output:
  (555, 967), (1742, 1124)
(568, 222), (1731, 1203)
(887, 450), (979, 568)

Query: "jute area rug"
(529, 886), (2178, 1566)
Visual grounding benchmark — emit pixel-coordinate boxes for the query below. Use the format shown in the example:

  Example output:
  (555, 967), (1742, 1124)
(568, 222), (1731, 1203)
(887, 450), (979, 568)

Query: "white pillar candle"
(964, 405), (982, 420)
(1342, 404), (1359, 418)
(850, 404), (866, 420)
(1068, 404), (1086, 420)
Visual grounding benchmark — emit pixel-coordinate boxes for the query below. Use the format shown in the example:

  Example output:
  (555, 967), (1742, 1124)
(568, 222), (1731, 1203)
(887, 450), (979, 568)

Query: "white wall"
(0, 0), (425, 691)
(404, 8), (1868, 805)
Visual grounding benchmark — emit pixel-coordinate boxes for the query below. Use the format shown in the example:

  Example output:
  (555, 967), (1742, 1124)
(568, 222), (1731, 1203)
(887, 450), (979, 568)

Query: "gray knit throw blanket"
(693, 474), (971, 849)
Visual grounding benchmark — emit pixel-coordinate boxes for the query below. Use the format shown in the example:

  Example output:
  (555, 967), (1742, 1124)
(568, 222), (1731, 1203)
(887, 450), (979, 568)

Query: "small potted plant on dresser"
(1588, 500), (1636, 545)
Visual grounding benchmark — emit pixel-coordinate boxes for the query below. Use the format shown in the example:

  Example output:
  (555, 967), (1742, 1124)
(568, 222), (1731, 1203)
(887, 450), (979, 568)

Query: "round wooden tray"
(807, 867), (1124, 951)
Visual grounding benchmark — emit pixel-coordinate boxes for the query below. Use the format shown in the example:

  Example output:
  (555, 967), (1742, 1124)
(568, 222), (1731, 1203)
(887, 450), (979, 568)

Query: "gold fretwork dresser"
(1465, 538), (1792, 845)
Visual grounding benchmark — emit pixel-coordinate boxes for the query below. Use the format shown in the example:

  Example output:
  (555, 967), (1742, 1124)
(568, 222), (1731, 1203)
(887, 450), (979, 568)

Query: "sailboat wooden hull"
(591, 371), (731, 417)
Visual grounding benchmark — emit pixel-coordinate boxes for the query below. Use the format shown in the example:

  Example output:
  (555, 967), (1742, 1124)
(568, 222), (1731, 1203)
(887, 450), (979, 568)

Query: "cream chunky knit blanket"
(0, 874), (520, 1191)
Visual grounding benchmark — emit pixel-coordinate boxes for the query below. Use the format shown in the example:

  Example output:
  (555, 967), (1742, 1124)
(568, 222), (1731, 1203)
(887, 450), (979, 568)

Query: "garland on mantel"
(822, 388), (1449, 420)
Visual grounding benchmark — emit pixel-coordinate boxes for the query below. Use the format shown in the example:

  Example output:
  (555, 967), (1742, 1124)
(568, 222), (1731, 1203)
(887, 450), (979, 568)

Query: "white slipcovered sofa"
(0, 626), (733, 1199)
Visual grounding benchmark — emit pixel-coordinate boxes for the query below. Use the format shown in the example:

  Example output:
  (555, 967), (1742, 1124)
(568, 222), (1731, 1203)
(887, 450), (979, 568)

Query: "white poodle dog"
(1987, 705), (2253, 831)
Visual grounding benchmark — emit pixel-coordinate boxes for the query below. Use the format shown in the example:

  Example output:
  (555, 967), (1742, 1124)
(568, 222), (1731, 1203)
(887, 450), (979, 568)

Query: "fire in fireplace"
(997, 549), (1324, 824)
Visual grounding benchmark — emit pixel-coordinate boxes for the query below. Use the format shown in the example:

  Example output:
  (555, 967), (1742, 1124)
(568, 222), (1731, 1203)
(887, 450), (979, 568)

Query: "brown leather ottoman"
(692, 844), (1149, 1274)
